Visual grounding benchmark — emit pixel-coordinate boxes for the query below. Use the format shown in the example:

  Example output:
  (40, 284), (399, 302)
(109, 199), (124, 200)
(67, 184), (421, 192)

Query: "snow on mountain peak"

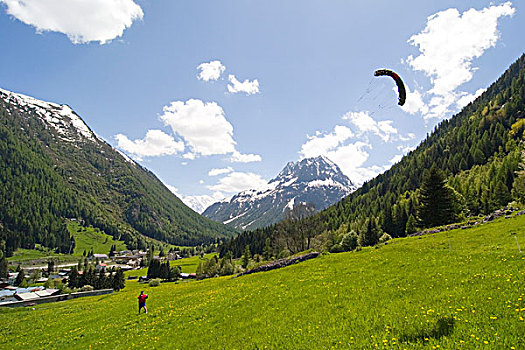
(0, 87), (98, 143)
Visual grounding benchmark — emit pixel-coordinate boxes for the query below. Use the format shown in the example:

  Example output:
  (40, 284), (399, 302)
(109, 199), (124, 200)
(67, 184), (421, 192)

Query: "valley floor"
(1, 215), (524, 349)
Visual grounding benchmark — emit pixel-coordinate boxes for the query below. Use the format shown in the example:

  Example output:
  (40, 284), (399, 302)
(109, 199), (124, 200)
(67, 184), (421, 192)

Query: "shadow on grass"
(400, 317), (455, 343)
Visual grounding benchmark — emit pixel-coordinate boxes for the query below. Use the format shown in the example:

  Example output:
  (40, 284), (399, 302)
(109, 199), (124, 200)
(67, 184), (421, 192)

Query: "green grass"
(1, 216), (524, 349)
(7, 223), (128, 266)
(7, 245), (78, 267)
(68, 222), (127, 257)
(7, 245), (54, 262)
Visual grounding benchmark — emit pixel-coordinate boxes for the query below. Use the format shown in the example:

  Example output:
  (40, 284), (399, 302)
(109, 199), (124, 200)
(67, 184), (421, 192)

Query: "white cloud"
(456, 88), (486, 109)
(230, 151), (262, 163)
(197, 60), (225, 81)
(182, 153), (196, 160)
(400, 87), (429, 115)
(397, 144), (416, 154)
(300, 126), (353, 160)
(0, 0), (143, 44)
(389, 154), (403, 165)
(167, 185), (224, 213)
(208, 167), (234, 176)
(406, 2), (514, 119)
(160, 99), (261, 162)
(342, 111), (398, 142)
(350, 164), (390, 186)
(207, 171), (267, 194)
(227, 74), (260, 95)
(324, 142), (372, 177)
(115, 129), (184, 160)
(399, 133), (416, 142)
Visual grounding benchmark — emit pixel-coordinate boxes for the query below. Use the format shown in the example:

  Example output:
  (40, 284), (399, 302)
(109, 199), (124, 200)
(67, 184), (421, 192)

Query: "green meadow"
(1, 215), (524, 349)
(7, 223), (128, 266)
(68, 222), (127, 257)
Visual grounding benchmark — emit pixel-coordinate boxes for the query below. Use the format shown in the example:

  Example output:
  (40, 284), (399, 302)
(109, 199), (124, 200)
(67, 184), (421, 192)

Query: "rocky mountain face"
(0, 87), (236, 253)
(203, 156), (356, 231)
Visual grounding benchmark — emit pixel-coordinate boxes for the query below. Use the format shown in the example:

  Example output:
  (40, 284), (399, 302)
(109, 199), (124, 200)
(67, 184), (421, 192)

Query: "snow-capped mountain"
(0, 87), (103, 145)
(203, 156), (356, 230)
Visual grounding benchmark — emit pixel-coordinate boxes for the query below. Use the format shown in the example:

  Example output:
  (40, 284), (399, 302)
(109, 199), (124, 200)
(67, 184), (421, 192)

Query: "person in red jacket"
(138, 291), (148, 314)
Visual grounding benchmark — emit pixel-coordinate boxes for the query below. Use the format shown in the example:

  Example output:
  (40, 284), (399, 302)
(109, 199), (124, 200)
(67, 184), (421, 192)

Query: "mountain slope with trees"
(220, 53), (525, 258)
(0, 88), (237, 256)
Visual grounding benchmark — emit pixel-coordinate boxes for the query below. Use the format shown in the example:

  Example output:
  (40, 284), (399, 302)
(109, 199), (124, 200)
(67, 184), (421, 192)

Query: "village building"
(92, 253), (108, 261)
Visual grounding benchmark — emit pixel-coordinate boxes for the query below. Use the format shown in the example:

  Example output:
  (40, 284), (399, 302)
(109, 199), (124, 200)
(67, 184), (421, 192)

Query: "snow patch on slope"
(0, 87), (98, 143)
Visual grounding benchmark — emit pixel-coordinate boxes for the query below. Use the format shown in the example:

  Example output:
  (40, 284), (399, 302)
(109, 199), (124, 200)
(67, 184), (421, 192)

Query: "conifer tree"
(242, 245), (251, 268)
(96, 269), (107, 289)
(47, 259), (55, 275)
(0, 252), (8, 279)
(68, 266), (80, 289)
(405, 214), (418, 235)
(359, 218), (381, 247)
(112, 268), (125, 291)
(160, 261), (170, 280)
(263, 238), (272, 261)
(14, 267), (25, 286)
(417, 167), (457, 228)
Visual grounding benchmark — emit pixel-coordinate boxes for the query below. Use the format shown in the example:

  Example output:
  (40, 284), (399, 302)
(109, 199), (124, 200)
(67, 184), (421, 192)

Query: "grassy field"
(1, 215), (524, 349)
(68, 222), (127, 257)
(7, 223), (128, 266)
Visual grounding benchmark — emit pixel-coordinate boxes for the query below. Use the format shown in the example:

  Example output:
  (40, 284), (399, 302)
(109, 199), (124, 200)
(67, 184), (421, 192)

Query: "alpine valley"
(0, 88), (237, 255)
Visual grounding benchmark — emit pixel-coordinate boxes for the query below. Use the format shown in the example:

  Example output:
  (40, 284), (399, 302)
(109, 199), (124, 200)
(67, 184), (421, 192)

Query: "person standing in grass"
(138, 291), (148, 314)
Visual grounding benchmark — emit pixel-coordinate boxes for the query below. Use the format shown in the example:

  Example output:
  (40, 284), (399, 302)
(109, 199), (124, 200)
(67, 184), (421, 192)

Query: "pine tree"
(0, 252), (8, 279)
(109, 244), (116, 257)
(405, 214), (418, 235)
(47, 259), (55, 275)
(359, 218), (380, 247)
(112, 269), (125, 291)
(96, 269), (107, 289)
(147, 260), (159, 279)
(381, 204), (394, 235)
(417, 167), (458, 228)
(263, 238), (272, 261)
(14, 267), (25, 286)
(146, 246), (154, 266)
(160, 261), (170, 280)
(242, 245), (251, 268)
(68, 266), (80, 289)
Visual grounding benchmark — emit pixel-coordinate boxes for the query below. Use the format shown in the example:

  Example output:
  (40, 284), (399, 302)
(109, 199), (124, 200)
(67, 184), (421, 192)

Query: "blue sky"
(0, 0), (523, 212)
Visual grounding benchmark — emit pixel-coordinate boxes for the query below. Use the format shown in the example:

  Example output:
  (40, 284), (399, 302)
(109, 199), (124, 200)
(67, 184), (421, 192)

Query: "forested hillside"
(0, 89), (237, 256)
(220, 53), (525, 258)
